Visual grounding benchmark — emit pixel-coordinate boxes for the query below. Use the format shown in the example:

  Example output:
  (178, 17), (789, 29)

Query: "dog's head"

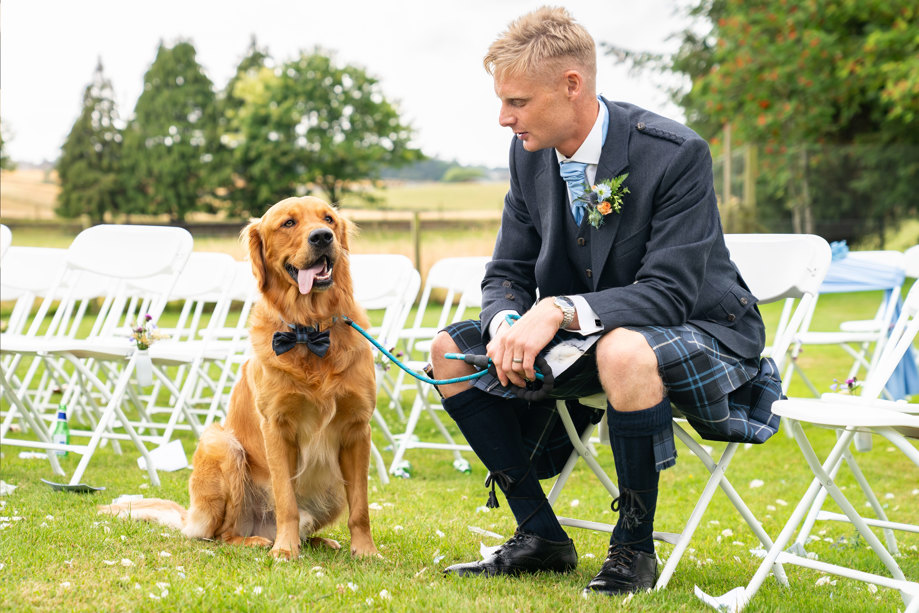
(244, 197), (355, 318)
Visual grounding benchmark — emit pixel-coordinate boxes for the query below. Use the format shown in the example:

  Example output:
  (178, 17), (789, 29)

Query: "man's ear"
(242, 219), (268, 293)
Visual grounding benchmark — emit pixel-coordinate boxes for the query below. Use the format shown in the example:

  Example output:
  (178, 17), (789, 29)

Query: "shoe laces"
(603, 543), (638, 572)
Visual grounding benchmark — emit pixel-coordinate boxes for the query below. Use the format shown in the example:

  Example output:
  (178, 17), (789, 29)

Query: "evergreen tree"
(121, 40), (221, 222)
(55, 59), (124, 224)
(228, 49), (423, 217)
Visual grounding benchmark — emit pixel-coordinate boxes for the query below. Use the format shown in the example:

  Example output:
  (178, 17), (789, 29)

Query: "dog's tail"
(98, 498), (187, 532)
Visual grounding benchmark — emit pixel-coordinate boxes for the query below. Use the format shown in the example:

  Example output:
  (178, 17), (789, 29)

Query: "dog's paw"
(351, 543), (380, 558)
(270, 545), (299, 561)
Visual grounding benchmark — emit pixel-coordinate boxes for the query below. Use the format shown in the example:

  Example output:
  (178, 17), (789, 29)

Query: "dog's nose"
(308, 228), (334, 247)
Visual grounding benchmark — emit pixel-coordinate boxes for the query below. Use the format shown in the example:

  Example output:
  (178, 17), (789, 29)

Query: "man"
(430, 6), (783, 596)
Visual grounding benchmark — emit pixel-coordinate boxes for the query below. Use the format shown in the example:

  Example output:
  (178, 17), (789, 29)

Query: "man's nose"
(498, 106), (514, 128)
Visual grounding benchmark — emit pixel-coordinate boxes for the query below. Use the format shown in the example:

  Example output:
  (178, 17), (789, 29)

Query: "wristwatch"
(552, 296), (576, 330)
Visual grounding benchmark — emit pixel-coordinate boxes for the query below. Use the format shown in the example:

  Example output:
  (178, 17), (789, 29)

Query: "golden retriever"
(100, 196), (378, 559)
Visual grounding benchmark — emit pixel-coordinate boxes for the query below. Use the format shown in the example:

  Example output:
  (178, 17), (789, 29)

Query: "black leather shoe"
(443, 531), (577, 577)
(583, 544), (657, 595)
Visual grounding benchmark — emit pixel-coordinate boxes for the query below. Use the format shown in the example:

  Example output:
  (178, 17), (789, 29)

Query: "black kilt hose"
(444, 319), (783, 475)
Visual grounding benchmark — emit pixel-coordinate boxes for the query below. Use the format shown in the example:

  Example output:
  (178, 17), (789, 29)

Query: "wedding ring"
(512, 358), (523, 363)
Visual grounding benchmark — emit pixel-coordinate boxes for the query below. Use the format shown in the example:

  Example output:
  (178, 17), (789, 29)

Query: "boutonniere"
(580, 173), (629, 229)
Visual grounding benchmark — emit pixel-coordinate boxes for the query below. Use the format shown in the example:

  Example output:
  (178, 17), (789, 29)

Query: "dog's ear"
(242, 218), (269, 293)
(338, 214), (355, 252)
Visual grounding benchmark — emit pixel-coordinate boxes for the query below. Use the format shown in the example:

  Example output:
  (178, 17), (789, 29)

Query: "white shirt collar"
(556, 100), (607, 166)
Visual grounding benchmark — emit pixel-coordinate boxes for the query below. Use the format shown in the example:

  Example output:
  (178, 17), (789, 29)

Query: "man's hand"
(486, 298), (564, 388)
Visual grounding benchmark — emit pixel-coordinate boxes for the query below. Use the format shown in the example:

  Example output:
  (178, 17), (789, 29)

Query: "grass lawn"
(1, 290), (917, 612)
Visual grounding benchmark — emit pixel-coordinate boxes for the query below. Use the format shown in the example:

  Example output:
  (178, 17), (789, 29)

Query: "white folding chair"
(546, 234), (832, 591)
(785, 250), (907, 400)
(0, 224), (193, 486)
(0, 224), (11, 260)
(387, 275), (482, 477)
(699, 282), (919, 612)
(349, 253), (421, 484)
(127, 252), (241, 442)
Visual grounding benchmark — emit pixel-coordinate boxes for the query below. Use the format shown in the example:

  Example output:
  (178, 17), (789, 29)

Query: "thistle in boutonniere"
(580, 173), (629, 229)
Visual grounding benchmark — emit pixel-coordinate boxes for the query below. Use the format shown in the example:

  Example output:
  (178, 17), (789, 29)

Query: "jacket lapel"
(589, 99), (631, 288)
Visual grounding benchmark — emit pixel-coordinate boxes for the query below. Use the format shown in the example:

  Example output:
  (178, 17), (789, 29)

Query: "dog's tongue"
(297, 261), (326, 295)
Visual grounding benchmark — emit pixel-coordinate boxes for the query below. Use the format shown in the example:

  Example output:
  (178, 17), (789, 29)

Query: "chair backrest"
(0, 246), (70, 336)
(862, 281), (919, 399)
(350, 253), (420, 351)
(150, 251), (239, 342)
(402, 256), (490, 353)
(0, 224), (11, 261)
(724, 234), (832, 369)
(903, 244), (919, 280)
(22, 225), (193, 341)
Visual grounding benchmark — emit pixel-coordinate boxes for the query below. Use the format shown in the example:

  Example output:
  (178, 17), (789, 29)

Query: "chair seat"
(772, 397), (919, 429)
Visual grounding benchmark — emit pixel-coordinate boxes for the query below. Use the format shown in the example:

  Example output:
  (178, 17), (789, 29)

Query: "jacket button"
(637, 122), (646, 131)
(740, 297), (748, 305)
(502, 280), (512, 288)
(586, 268), (592, 278)
(505, 293), (515, 300)
(577, 238), (586, 246)
(727, 313), (736, 322)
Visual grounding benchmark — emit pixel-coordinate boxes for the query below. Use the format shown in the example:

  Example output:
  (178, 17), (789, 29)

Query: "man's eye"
(283, 219), (296, 228)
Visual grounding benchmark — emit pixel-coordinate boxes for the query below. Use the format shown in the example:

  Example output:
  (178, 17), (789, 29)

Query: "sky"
(1, 0), (694, 169)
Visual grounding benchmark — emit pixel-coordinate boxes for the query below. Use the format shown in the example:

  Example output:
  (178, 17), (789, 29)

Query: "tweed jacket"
(480, 98), (766, 360)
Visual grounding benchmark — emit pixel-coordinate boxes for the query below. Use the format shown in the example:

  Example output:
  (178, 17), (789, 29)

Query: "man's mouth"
(285, 256), (334, 294)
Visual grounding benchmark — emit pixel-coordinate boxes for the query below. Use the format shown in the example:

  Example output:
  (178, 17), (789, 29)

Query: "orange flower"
(597, 201), (612, 215)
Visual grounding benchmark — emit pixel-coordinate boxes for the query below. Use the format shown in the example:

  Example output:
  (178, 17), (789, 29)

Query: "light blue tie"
(559, 160), (589, 224)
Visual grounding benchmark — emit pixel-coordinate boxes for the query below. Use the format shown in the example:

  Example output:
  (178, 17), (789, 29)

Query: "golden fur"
(100, 196), (378, 559)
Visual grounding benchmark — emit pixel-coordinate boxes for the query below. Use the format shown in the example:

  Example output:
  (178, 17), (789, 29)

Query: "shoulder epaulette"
(635, 122), (686, 145)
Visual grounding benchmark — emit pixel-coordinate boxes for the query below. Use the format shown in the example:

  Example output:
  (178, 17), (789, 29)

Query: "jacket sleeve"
(479, 142), (540, 340)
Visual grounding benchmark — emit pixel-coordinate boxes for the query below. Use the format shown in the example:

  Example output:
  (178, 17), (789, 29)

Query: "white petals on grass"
(347, 582), (358, 592)
(368, 502), (383, 510)
(252, 586), (263, 596)
(379, 589), (392, 600)
(775, 499), (788, 506)
(749, 479), (764, 489)
(721, 529), (734, 537)
(60, 581), (72, 589)
(435, 530), (445, 538)
(159, 551), (171, 558)
(432, 549), (445, 564)
(121, 558), (135, 567)
(0, 481), (17, 495)
(570, 499), (580, 507)
(815, 576), (837, 586)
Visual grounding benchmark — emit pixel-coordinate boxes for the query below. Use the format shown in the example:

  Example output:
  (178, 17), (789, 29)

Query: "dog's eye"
(283, 219), (296, 228)
(324, 215), (334, 224)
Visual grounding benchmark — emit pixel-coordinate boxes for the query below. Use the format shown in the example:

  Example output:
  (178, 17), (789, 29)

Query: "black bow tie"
(272, 324), (331, 358)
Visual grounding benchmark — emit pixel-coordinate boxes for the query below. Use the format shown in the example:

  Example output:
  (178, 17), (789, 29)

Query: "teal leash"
(341, 316), (549, 391)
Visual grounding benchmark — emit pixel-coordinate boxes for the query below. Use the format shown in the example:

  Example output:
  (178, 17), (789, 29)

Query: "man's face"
(494, 69), (579, 156)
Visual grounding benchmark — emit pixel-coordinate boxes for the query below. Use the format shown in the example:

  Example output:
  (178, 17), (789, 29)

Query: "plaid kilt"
(443, 319), (783, 477)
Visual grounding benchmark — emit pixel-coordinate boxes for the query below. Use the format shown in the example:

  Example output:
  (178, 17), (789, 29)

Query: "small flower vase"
(135, 349), (154, 387)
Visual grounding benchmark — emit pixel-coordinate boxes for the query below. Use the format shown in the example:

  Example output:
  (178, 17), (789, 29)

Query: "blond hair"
(484, 6), (596, 86)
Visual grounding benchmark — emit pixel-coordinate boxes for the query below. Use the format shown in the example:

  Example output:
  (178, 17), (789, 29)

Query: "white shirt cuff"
(488, 309), (519, 340)
(568, 295), (603, 336)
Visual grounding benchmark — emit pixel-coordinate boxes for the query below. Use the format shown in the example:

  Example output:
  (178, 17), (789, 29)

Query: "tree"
(607, 0), (919, 244)
(55, 59), (124, 224)
(217, 36), (272, 217)
(0, 121), (15, 171)
(121, 40), (222, 223)
(227, 49), (423, 217)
